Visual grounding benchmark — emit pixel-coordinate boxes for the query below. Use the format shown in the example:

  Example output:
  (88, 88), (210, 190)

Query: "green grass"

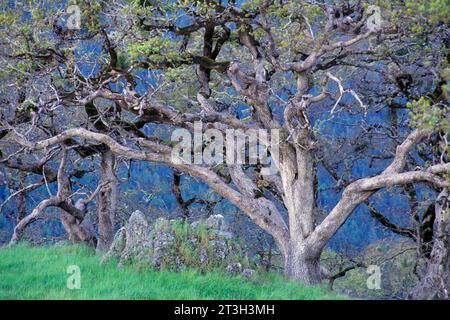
(0, 244), (347, 300)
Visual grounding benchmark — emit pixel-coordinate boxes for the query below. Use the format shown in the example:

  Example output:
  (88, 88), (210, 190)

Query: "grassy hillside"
(0, 244), (346, 300)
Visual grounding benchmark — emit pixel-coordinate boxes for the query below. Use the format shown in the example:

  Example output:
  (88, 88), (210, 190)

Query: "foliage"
(377, 0), (450, 34)
(408, 97), (450, 131)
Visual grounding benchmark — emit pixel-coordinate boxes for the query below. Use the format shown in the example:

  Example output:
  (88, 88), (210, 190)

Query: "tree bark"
(16, 189), (26, 223)
(409, 190), (450, 300)
(60, 211), (96, 246)
(279, 142), (322, 285)
(284, 243), (322, 285)
(96, 150), (118, 252)
(9, 197), (60, 245)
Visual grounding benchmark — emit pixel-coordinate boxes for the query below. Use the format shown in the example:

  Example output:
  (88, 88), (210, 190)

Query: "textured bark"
(16, 188), (26, 223)
(96, 150), (118, 252)
(9, 197), (60, 245)
(60, 211), (96, 246)
(172, 170), (190, 218)
(284, 244), (322, 285)
(409, 190), (450, 300)
(278, 144), (322, 284)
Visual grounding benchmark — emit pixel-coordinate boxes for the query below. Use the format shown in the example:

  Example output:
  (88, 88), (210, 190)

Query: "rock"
(128, 210), (150, 235)
(102, 210), (153, 267)
(101, 227), (126, 265)
(204, 214), (228, 231)
(209, 240), (230, 260)
(187, 238), (198, 247)
(212, 230), (234, 240)
(190, 220), (201, 230)
(175, 256), (186, 271)
(226, 262), (242, 275)
(54, 240), (68, 246)
(152, 231), (175, 269)
(155, 217), (170, 229)
(241, 268), (256, 279)
(103, 211), (246, 272)
(199, 248), (208, 264)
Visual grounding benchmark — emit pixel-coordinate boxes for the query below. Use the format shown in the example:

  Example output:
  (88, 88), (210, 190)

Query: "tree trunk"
(279, 144), (323, 285)
(96, 150), (118, 252)
(16, 190), (26, 223)
(284, 243), (322, 285)
(409, 190), (449, 300)
(60, 211), (96, 246)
